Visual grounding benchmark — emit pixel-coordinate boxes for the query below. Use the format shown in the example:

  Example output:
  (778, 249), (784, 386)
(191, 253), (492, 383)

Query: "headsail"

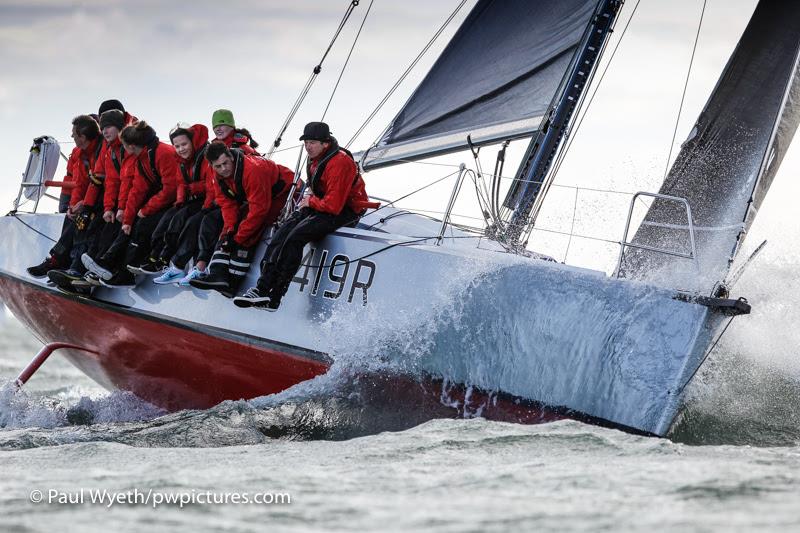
(619, 1), (800, 292)
(361, 0), (600, 171)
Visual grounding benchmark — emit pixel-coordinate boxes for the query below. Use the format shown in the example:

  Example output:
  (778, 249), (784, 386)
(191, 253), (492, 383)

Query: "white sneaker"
(81, 253), (113, 281)
(178, 267), (206, 287)
(153, 265), (185, 285)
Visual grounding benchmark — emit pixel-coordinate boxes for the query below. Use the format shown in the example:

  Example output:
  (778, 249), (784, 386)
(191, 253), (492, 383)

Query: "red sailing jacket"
(214, 153), (294, 247)
(202, 166), (217, 210)
(116, 156), (136, 213)
(68, 138), (102, 208)
(123, 141), (179, 225)
(82, 140), (108, 208)
(175, 124), (214, 205)
(219, 131), (257, 155)
(84, 112), (138, 208)
(62, 147), (79, 197)
(307, 148), (376, 215)
(97, 137), (129, 212)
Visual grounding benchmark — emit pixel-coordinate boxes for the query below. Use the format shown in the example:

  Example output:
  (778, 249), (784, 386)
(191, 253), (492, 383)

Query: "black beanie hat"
(98, 99), (125, 115)
(99, 109), (125, 130)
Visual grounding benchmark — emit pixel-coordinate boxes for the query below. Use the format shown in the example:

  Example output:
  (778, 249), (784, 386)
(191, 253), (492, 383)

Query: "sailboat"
(1, 0), (798, 437)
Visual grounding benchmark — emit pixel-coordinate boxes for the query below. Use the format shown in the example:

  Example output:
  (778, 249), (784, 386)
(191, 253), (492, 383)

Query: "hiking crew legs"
(50, 217), (78, 264)
(196, 207), (223, 266)
(207, 242), (256, 294)
(256, 207), (357, 304)
(90, 219), (122, 260)
(100, 212), (165, 272)
(124, 212), (167, 268)
(68, 211), (104, 272)
(169, 209), (204, 269)
(151, 199), (203, 264)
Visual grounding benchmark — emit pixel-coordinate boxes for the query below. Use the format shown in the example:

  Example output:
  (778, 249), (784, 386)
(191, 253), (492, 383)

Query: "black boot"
(100, 270), (136, 288)
(188, 270), (230, 290)
(47, 269), (86, 288)
(27, 255), (63, 278)
(233, 286), (271, 308)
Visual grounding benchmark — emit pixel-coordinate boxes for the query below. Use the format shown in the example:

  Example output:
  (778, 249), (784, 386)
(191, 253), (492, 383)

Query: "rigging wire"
(563, 187), (580, 262)
(8, 213), (58, 243)
(663, 0), (707, 179)
(267, 0), (361, 158)
(321, 0), (375, 121)
(345, 0), (470, 150)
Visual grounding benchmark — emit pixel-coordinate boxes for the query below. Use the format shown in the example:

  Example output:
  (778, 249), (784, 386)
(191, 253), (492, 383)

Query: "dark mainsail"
(619, 1), (800, 292)
(361, 0), (599, 171)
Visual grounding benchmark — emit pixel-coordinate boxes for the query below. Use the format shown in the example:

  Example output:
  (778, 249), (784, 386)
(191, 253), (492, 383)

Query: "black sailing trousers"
(150, 199), (203, 266)
(100, 211), (166, 271)
(256, 206), (358, 304)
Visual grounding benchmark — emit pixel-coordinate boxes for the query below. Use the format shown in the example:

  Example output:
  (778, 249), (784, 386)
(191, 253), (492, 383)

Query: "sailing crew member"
(82, 121), (179, 287)
(46, 110), (133, 290)
(189, 143), (294, 296)
(142, 123), (216, 283)
(82, 100), (137, 216)
(52, 100), (130, 213)
(211, 109), (259, 155)
(54, 101), (138, 286)
(27, 115), (102, 278)
(233, 121), (377, 311)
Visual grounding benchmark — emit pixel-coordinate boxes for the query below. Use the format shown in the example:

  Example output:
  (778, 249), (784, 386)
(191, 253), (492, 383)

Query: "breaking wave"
(669, 259), (800, 446)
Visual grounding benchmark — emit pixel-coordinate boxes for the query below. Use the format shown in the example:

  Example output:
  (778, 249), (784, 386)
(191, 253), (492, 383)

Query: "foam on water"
(670, 257), (800, 445)
(0, 381), (164, 431)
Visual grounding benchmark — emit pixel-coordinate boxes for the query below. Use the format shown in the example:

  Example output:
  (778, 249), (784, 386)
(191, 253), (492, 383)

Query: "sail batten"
(362, 0), (600, 171)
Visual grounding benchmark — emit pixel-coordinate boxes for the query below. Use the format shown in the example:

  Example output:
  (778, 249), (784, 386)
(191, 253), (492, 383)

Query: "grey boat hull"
(0, 212), (726, 436)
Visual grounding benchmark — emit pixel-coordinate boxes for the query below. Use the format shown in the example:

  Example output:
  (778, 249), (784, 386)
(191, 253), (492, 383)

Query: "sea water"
(1, 257), (799, 532)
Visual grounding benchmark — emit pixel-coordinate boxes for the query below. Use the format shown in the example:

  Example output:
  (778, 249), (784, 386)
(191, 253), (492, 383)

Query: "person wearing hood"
(137, 124), (217, 285)
(27, 115), (102, 278)
(82, 121), (179, 287)
(189, 142), (294, 296)
(211, 109), (259, 155)
(234, 121), (378, 311)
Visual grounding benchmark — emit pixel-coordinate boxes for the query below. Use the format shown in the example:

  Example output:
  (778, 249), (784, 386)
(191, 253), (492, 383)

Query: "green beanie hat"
(211, 109), (235, 128)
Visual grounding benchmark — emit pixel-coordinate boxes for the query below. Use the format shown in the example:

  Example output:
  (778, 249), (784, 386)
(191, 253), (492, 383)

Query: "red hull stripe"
(0, 272), (330, 411)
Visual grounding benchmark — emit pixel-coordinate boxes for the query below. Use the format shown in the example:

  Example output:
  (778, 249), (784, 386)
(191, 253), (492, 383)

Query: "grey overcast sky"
(1, 0), (797, 272)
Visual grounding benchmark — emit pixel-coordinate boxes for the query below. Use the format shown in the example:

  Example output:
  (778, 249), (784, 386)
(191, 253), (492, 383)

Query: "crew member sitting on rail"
(82, 121), (179, 288)
(189, 143), (294, 296)
(92, 110), (132, 261)
(233, 121), (377, 311)
(27, 115), (102, 278)
(211, 109), (259, 155)
(47, 110), (133, 291)
(81, 100), (137, 221)
(141, 123), (215, 283)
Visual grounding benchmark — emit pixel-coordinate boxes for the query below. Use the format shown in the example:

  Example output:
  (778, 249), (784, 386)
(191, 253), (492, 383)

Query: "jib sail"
(619, 1), (800, 292)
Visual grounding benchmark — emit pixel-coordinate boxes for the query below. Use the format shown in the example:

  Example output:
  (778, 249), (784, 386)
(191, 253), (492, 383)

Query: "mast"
(500, 0), (623, 246)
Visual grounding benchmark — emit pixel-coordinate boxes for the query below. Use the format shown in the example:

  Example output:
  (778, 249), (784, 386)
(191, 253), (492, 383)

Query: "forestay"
(619, 1), (800, 292)
(361, 0), (599, 171)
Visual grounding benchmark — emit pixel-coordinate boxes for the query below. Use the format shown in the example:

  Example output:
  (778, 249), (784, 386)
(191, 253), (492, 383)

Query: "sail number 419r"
(292, 247), (376, 305)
